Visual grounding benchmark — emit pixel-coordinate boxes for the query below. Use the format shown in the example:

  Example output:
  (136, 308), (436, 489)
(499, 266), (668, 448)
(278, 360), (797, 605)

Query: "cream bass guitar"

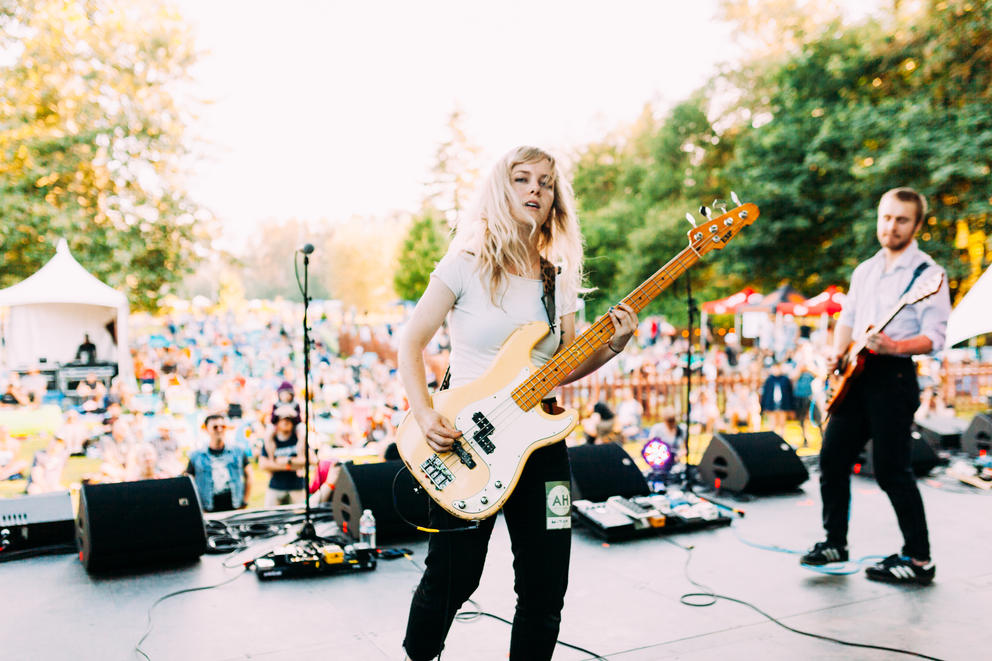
(398, 197), (759, 519)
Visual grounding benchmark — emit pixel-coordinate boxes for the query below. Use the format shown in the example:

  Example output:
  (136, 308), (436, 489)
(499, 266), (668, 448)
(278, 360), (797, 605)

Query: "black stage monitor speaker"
(961, 413), (992, 457)
(332, 460), (429, 542)
(914, 416), (968, 450)
(854, 432), (941, 478)
(567, 443), (649, 503)
(77, 477), (207, 573)
(697, 432), (808, 493)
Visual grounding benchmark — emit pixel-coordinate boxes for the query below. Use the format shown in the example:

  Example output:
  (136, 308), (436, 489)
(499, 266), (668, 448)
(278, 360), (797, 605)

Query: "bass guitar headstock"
(685, 192), (759, 257)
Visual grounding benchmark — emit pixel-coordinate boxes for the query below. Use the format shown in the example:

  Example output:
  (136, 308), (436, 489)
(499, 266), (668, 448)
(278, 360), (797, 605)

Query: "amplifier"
(0, 491), (76, 557)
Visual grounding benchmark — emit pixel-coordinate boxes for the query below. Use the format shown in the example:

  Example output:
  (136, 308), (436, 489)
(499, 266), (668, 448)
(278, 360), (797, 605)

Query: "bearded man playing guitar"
(801, 187), (951, 585)
(399, 146), (637, 661)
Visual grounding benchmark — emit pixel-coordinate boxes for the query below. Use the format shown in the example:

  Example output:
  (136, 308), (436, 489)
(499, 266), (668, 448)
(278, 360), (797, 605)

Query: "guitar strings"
(439, 248), (701, 469)
(434, 249), (703, 483)
(516, 249), (698, 412)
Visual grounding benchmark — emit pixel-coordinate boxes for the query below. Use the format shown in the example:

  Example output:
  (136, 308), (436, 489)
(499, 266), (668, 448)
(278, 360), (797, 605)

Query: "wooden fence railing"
(942, 363), (992, 409)
(555, 362), (992, 421)
(557, 373), (763, 420)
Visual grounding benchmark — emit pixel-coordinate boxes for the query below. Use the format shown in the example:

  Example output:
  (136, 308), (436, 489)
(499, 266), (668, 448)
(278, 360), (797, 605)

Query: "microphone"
(298, 243), (315, 255)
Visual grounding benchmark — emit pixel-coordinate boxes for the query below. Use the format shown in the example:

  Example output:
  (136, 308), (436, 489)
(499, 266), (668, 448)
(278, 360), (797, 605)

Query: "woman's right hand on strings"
(414, 408), (463, 453)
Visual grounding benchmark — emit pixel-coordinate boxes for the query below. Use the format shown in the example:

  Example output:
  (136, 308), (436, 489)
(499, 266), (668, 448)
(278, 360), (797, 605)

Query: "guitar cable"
(135, 568), (248, 661)
(391, 464), (481, 534)
(663, 536), (945, 660)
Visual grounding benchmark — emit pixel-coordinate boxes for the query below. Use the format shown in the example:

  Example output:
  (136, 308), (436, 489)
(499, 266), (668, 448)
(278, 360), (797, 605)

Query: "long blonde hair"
(449, 146), (583, 305)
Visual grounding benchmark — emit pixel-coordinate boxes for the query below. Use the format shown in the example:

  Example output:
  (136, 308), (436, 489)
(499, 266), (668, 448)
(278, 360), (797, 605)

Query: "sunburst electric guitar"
(398, 197), (759, 520)
(824, 269), (944, 415)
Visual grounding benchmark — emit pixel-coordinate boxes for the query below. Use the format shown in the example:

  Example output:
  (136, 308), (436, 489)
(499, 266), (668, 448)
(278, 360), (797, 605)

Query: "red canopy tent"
(777, 285), (846, 316)
(701, 287), (764, 315)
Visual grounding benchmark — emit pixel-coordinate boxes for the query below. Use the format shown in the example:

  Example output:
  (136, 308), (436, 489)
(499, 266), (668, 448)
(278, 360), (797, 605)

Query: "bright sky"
(177, 1), (742, 246)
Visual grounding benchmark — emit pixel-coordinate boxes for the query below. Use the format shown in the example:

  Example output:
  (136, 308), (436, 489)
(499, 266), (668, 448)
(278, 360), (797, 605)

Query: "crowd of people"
(0, 291), (960, 511)
(0, 303), (409, 509)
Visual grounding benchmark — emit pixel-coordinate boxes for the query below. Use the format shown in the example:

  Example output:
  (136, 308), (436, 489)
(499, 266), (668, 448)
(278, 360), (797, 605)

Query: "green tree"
(721, 4), (992, 297)
(0, 0), (210, 310)
(573, 98), (736, 322)
(393, 208), (449, 301)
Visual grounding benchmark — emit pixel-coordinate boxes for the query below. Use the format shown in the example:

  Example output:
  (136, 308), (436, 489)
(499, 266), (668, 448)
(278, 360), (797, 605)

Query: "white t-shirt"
(432, 251), (579, 388)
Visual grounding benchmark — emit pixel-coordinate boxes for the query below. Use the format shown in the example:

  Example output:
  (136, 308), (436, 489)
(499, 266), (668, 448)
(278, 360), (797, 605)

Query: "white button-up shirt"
(836, 240), (951, 353)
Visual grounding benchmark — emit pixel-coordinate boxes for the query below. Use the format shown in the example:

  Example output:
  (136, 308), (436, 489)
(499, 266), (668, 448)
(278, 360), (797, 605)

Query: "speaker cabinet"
(854, 432), (941, 477)
(332, 460), (429, 542)
(914, 416), (969, 449)
(961, 413), (992, 457)
(697, 432), (808, 493)
(77, 477), (207, 573)
(567, 443), (649, 502)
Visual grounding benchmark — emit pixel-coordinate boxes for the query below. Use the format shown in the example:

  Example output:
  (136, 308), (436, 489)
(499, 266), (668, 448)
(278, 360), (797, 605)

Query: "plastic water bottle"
(359, 509), (376, 548)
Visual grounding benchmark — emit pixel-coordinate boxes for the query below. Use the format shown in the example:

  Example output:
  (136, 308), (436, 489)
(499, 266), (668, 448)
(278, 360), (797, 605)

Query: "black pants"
(403, 441), (572, 661)
(819, 355), (930, 560)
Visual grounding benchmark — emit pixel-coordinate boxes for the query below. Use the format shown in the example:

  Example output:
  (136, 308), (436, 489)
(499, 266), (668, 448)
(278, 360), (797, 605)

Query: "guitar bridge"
(420, 454), (455, 490)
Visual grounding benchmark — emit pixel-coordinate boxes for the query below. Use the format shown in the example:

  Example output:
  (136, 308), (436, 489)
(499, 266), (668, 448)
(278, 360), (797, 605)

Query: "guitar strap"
(538, 257), (559, 412)
(901, 262), (930, 297)
(437, 257), (558, 394)
(539, 256), (558, 336)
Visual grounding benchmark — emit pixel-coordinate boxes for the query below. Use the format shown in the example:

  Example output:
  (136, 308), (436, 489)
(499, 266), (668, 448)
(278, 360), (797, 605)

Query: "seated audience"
(0, 427), (29, 481)
(21, 368), (47, 405)
(77, 373), (108, 413)
(127, 443), (167, 481)
(26, 438), (69, 494)
(56, 409), (91, 455)
(1, 375), (28, 407)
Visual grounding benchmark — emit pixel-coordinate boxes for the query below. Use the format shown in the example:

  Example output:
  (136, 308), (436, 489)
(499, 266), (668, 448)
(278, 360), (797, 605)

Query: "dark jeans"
(819, 355), (930, 560)
(403, 441), (572, 661)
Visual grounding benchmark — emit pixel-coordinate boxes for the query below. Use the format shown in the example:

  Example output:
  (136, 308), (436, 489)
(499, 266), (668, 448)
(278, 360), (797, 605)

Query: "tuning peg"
(699, 206), (711, 219)
(731, 191), (741, 206)
(713, 199), (728, 214)
(685, 212), (697, 228)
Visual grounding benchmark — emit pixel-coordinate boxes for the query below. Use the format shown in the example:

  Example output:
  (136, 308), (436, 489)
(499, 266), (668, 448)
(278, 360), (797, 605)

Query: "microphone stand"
(293, 248), (322, 542)
(682, 273), (699, 493)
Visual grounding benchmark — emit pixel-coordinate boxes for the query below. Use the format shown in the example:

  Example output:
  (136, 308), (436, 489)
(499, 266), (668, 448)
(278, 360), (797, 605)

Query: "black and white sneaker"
(800, 541), (849, 566)
(865, 554), (935, 585)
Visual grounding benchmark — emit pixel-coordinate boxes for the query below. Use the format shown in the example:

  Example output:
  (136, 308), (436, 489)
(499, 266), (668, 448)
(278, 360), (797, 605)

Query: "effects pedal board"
(573, 490), (732, 541)
(252, 540), (377, 580)
(571, 501), (637, 537)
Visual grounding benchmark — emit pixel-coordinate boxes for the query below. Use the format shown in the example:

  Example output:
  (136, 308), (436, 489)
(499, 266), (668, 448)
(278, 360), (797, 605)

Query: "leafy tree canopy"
(572, 0), (991, 318)
(0, 0), (211, 310)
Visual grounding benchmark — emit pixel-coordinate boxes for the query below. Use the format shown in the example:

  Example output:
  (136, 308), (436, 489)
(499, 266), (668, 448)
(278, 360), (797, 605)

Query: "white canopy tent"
(0, 239), (133, 383)
(946, 264), (992, 348)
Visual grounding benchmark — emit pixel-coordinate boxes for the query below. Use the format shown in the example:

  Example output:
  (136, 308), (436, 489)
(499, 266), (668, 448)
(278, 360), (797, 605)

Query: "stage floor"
(3, 470), (989, 661)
